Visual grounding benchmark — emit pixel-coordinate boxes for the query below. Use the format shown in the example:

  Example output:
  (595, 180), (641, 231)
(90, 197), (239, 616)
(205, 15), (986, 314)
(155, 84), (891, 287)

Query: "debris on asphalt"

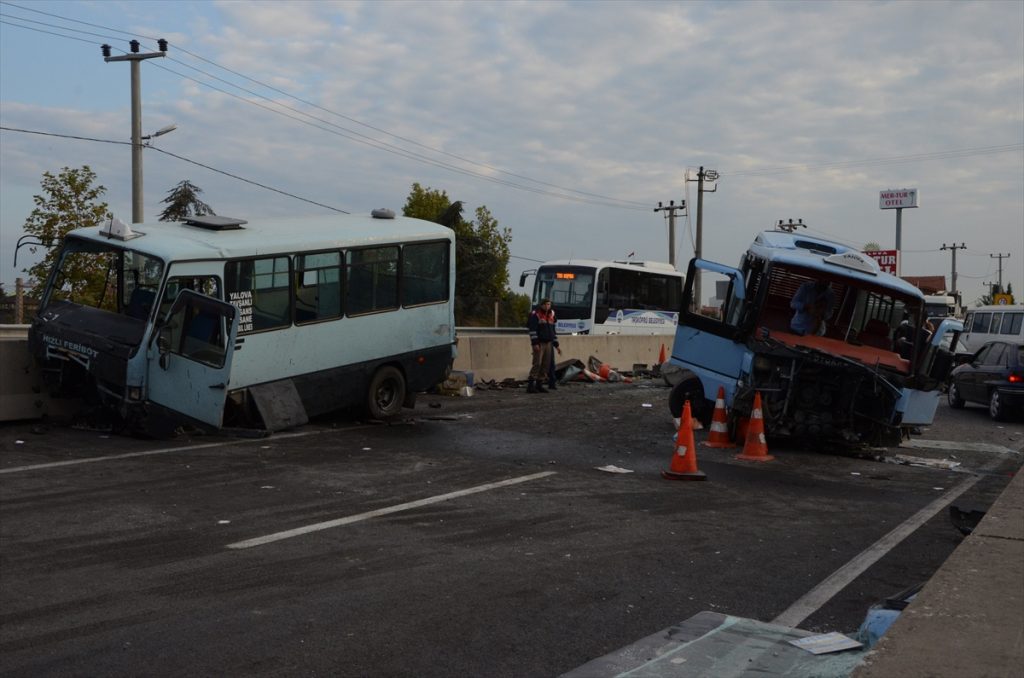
(886, 454), (961, 470)
(595, 465), (634, 474)
(788, 632), (863, 655)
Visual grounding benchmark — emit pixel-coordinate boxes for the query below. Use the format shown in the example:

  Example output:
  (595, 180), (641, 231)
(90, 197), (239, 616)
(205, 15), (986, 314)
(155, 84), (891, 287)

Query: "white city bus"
(29, 212), (455, 433)
(520, 259), (683, 335)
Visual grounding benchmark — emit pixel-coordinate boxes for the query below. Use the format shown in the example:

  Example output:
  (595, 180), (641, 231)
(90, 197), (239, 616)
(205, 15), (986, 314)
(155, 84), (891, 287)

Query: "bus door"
(673, 259), (748, 401)
(899, 318), (963, 426)
(147, 288), (239, 428)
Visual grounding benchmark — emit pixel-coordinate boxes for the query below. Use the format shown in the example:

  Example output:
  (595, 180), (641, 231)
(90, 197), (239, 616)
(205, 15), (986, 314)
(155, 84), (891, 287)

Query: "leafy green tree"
(21, 166), (111, 299)
(402, 183), (517, 325)
(158, 179), (215, 221)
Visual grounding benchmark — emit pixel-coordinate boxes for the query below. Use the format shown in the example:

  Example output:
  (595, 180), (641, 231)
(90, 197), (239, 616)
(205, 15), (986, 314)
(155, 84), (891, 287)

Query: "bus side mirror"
(519, 268), (536, 288)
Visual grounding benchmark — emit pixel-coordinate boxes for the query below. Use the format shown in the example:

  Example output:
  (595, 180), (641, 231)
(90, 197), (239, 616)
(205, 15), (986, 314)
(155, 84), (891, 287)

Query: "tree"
(402, 183), (517, 325)
(158, 179), (215, 221)
(21, 166), (111, 298)
(863, 242), (881, 251)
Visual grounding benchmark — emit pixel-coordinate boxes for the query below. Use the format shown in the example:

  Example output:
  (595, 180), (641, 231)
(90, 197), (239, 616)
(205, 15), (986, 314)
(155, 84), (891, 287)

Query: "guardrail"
(0, 324), (30, 339)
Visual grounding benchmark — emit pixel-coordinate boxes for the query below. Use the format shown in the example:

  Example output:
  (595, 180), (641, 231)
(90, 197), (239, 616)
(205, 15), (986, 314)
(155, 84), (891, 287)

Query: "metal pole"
(695, 167), (704, 311)
(668, 209), (676, 268)
(895, 207), (902, 276)
(130, 59), (143, 224)
(103, 41), (167, 225)
(15, 277), (24, 324)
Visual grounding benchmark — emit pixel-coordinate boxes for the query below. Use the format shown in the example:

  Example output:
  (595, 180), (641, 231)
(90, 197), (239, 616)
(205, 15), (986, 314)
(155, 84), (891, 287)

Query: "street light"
(142, 124), (177, 142)
(102, 40), (168, 223)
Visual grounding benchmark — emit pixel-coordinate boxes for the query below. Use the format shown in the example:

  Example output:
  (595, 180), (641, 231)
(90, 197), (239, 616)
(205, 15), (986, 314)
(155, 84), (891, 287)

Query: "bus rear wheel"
(367, 366), (406, 420)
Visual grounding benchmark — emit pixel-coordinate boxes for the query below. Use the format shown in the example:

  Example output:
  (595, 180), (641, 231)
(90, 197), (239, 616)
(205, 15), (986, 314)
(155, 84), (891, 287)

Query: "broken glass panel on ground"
(561, 611), (868, 678)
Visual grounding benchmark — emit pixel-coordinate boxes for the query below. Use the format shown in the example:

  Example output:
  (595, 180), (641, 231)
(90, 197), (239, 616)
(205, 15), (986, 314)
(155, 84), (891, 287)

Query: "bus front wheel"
(670, 377), (710, 426)
(367, 366), (406, 420)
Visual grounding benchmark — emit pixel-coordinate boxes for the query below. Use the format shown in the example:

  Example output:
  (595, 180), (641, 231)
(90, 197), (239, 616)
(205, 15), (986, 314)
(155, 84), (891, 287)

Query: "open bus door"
(670, 259), (748, 419)
(898, 317), (963, 426)
(146, 289), (239, 428)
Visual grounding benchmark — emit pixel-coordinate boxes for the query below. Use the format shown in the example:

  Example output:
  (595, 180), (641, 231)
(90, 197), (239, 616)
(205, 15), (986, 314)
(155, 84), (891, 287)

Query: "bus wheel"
(368, 366), (406, 420)
(670, 377), (709, 426)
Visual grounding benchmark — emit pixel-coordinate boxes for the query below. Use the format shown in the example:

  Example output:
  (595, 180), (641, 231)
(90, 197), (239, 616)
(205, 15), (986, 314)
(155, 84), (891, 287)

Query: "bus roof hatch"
(184, 215), (248, 230)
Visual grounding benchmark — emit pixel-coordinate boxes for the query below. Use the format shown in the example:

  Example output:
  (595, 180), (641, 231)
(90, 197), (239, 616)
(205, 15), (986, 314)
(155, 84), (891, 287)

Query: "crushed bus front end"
(667, 229), (960, 448)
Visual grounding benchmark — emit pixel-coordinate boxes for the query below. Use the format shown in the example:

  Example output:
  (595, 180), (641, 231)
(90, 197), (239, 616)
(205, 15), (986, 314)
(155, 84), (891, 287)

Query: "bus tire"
(669, 377), (709, 426)
(367, 366), (406, 420)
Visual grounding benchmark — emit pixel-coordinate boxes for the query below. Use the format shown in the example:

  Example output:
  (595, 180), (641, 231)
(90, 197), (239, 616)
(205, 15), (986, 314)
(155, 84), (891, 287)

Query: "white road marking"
(772, 469), (987, 628)
(0, 429), (326, 475)
(902, 438), (1022, 456)
(226, 471), (558, 550)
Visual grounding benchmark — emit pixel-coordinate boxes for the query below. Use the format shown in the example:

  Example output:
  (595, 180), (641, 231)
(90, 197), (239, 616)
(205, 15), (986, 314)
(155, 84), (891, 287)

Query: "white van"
(958, 305), (1024, 354)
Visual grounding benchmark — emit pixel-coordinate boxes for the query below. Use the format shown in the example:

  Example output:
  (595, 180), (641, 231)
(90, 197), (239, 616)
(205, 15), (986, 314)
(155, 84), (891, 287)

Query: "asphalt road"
(1, 380), (1021, 677)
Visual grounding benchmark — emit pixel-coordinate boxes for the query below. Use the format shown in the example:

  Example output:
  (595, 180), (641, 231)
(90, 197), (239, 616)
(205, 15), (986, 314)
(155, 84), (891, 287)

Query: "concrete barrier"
(454, 333), (668, 382)
(1, 324), (671, 420)
(0, 325), (80, 423)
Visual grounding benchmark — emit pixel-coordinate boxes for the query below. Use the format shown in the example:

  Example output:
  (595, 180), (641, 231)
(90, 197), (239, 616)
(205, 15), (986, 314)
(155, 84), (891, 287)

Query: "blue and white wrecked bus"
(520, 259), (683, 335)
(28, 212), (456, 433)
(667, 229), (962, 445)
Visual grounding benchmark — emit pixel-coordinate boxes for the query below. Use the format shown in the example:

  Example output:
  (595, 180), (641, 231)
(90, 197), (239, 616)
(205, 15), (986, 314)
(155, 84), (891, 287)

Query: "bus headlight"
(128, 386), (143, 401)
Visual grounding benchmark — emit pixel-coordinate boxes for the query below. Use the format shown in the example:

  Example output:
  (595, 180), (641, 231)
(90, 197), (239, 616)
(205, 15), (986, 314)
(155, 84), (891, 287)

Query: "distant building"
(901, 275), (946, 295)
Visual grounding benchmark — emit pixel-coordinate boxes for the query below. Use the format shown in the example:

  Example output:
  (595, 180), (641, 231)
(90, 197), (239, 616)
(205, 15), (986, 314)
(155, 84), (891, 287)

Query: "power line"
(0, 3), (651, 211)
(0, 126), (350, 213)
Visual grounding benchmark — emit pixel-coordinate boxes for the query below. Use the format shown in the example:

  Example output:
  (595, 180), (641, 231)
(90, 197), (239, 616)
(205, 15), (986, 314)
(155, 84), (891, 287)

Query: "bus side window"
(402, 241), (449, 306)
(158, 276), (221, 319)
(226, 257), (290, 333)
(295, 251), (342, 324)
(347, 246), (399, 315)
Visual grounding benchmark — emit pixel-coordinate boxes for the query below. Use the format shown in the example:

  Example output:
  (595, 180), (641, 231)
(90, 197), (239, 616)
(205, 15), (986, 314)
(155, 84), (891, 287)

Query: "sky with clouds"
(1, 0), (1022, 307)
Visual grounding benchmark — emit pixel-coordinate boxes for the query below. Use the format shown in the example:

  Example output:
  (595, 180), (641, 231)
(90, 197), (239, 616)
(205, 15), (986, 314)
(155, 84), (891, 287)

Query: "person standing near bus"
(790, 279), (834, 336)
(527, 298), (559, 393)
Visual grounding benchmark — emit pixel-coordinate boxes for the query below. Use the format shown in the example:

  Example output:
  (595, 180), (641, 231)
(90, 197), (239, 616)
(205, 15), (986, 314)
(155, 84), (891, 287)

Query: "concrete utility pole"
(653, 200), (686, 268)
(686, 167), (718, 311)
(940, 243), (967, 300)
(990, 253), (1010, 292)
(102, 39), (168, 224)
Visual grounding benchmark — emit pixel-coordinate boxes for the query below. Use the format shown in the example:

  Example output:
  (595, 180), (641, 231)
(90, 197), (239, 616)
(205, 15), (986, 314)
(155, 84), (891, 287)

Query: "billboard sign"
(863, 249), (899, 274)
(879, 188), (919, 209)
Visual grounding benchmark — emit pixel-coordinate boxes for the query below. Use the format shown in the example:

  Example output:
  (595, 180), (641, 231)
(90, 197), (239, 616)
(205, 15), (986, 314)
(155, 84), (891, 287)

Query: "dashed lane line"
(226, 471), (558, 550)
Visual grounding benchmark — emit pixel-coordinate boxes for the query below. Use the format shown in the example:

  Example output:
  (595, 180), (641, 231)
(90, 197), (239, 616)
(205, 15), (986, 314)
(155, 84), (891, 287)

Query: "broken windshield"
(43, 237), (164, 321)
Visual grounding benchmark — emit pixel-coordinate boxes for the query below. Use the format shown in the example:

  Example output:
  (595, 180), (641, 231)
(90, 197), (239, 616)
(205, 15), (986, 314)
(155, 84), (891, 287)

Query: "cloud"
(1, 0), (1021, 303)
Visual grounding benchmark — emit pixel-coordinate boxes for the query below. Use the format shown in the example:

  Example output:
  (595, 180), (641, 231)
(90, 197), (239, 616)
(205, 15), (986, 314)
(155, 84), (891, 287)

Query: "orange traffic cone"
(658, 343), (667, 364)
(703, 386), (738, 448)
(736, 392), (774, 462)
(663, 400), (707, 481)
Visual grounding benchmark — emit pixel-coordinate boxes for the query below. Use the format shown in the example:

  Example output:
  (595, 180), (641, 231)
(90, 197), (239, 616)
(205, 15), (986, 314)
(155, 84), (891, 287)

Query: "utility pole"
(940, 243), (966, 300)
(685, 166), (718, 311)
(102, 39), (168, 224)
(653, 200), (686, 268)
(990, 253), (1010, 292)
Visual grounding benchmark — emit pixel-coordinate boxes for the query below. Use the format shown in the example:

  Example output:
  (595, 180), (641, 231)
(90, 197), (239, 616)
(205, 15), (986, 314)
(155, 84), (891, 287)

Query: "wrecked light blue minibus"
(667, 227), (962, 446)
(28, 212), (455, 434)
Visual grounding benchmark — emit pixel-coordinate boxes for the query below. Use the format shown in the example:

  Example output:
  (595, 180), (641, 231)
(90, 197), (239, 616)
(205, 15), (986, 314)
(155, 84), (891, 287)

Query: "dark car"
(947, 341), (1024, 420)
